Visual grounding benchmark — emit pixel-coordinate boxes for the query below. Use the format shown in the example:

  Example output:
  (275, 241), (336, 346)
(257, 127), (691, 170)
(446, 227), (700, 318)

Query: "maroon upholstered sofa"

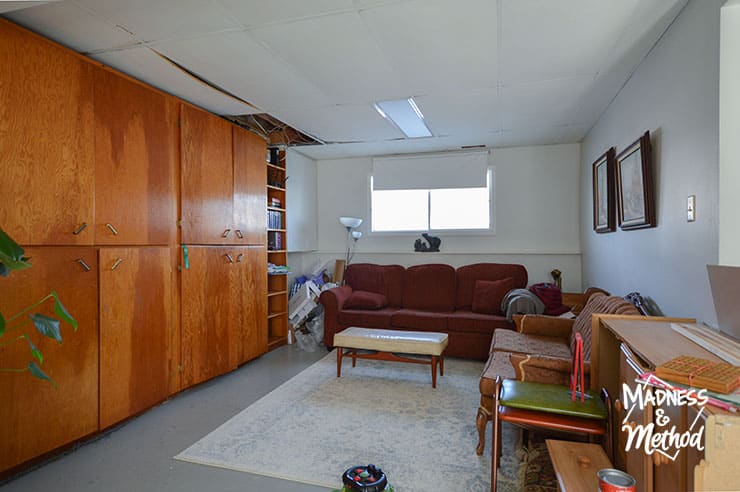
(319, 263), (528, 360)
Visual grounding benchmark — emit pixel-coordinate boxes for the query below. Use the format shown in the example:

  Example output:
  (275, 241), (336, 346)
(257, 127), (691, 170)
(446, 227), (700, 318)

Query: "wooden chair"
(490, 334), (612, 492)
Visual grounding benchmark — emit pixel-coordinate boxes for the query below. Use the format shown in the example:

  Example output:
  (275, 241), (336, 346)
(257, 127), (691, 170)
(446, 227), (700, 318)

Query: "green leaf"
(31, 313), (62, 343)
(51, 292), (77, 331)
(0, 312), (5, 336)
(0, 228), (31, 273)
(24, 334), (43, 365)
(28, 360), (55, 386)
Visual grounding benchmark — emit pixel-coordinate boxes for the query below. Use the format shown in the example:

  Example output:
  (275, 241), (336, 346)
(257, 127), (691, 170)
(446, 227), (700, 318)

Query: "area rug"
(175, 351), (525, 491)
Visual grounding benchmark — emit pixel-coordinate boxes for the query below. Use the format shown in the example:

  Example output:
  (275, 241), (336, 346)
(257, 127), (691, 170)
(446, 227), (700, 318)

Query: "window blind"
(372, 151), (488, 190)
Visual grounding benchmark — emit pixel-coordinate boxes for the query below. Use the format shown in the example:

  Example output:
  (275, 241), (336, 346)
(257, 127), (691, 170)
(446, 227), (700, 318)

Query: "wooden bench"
(334, 327), (449, 388)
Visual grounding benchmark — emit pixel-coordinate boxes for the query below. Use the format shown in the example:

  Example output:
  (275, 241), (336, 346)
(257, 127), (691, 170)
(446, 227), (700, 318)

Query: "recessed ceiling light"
(373, 98), (432, 138)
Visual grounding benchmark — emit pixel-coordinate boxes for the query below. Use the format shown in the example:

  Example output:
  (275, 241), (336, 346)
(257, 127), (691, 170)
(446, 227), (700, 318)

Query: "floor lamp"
(337, 216), (362, 283)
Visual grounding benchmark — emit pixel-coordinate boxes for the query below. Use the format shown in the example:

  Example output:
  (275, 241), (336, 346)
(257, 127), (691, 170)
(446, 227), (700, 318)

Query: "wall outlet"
(687, 195), (696, 222)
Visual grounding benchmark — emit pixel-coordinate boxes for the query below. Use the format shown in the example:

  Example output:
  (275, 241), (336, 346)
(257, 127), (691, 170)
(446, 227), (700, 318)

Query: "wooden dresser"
(591, 316), (740, 492)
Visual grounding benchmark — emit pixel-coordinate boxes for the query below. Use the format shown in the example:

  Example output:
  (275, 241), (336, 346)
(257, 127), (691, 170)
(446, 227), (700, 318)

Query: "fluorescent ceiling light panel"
(374, 98), (432, 138)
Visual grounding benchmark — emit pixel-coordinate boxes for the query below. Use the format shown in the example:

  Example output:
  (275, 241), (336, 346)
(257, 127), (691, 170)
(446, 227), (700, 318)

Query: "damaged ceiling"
(3, 0), (688, 159)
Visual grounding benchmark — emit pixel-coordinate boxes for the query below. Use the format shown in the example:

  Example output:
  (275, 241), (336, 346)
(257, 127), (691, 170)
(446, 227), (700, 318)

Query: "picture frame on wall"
(616, 131), (656, 230)
(592, 147), (616, 233)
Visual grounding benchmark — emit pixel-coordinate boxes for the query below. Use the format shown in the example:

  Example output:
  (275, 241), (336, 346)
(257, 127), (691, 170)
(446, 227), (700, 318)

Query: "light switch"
(687, 195), (696, 222)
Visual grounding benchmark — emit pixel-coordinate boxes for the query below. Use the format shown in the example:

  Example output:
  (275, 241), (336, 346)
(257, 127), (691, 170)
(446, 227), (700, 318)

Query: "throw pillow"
(472, 278), (515, 315)
(344, 290), (388, 310)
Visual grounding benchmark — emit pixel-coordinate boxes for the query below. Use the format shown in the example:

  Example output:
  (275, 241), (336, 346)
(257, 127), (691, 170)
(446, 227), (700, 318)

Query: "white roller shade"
(372, 151), (488, 190)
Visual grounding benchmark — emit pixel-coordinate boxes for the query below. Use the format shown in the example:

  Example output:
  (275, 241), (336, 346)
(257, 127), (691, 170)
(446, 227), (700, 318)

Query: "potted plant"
(0, 227), (77, 385)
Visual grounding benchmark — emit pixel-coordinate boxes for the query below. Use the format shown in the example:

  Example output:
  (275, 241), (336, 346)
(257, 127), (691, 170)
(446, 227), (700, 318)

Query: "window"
(370, 169), (492, 232)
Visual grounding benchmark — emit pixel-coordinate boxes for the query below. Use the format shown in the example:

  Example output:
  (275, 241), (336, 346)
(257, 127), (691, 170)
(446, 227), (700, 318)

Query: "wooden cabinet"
(180, 246), (238, 387)
(98, 247), (174, 429)
(0, 247), (99, 472)
(0, 21), (94, 245)
(233, 127), (267, 245)
(238, 246), (268, 364)
(94, 69), (179, 245)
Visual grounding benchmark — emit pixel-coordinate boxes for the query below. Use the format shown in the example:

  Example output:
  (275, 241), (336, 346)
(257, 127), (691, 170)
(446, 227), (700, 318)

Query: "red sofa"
(319, 263), (528, 360)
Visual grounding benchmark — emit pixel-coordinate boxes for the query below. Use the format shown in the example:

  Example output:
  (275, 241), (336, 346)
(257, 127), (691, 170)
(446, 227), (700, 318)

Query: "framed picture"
(592, 147), (616, 233)
(616, 131), (656, 230)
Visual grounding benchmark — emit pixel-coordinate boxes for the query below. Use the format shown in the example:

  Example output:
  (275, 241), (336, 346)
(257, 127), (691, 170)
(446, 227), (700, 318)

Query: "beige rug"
(175, 351), (523, 491)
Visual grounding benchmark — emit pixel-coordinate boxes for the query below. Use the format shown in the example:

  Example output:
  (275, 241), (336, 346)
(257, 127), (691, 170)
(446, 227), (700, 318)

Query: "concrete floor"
(2, 346), (332, 492)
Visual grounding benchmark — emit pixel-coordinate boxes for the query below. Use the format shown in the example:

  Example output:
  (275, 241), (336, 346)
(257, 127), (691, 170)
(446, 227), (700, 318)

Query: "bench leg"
(440, 355), (444, 377)
(336, 347), (343, 378)
(351, 350), (357, 367)
(476, 405), (491, 456)
(431, 356), (438, 388)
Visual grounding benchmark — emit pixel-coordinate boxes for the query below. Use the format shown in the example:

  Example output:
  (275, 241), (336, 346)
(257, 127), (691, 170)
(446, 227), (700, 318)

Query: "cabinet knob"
(653, 452), (661, 466)
(72, 222), (88, 235)
(105, 223), (119, 236)
(236, 253), (244, 263)
(111, 258), (124, 271)
(235, 229), (243, 239)
(615, 399), (622, 412)
(222, 229), (231, 238)
(75, 258), (91, 272)
(224, 253), (234, 263)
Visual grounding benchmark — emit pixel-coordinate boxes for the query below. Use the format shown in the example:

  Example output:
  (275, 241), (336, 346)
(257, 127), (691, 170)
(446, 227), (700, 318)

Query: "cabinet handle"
(224, 253), (234, 263)
(72, 222), (88, 235)
(105, 223), (119, 236)
(236, 253), (244, 263)
(615, 399), (622, 412)
(653, 452), (661, 466)
(75, 258), (91, 272)
(235, 229), (243, 239)
(222, 229), (231, 238)
(111, 258), (124, 271)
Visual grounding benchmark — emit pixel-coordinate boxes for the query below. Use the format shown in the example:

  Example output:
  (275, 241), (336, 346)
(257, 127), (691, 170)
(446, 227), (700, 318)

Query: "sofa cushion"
(345, 263), (405, 307)
(391, 309), (448, 331)
(447, 309), (513, 335)
(472, 278), (515, 315)
(338, 307), (398, 329)
(344, 290), (388, 310)
(402, 264), (456, 311)
(570, 293), (641, 361)
(491, 329), (572, 360)
(455, 263), (528, 309)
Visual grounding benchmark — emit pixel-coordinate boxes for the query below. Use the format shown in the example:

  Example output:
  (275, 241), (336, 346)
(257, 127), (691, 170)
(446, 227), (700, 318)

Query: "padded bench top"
(334, 327), (449, 356)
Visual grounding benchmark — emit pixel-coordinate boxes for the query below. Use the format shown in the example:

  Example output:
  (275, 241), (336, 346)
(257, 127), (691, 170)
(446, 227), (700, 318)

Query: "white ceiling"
(3, 0), (687, 160)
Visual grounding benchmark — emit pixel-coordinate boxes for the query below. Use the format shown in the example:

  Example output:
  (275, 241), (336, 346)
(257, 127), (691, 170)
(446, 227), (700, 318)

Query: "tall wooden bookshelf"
(266, 147), (288, 350)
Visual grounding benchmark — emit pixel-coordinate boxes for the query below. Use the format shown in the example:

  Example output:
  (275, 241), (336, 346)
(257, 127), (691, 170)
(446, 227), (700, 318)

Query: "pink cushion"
(344, 290), (388, 310)
(471, 278), (515, 315)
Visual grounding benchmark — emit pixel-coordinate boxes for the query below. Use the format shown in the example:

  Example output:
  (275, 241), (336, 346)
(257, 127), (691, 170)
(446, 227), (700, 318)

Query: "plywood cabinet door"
(236, 246), (268, 364)
(233, 127), (267, 246)
(98, 247), (173, 429)
(94, 69), (179, 245)
(180, 246), (238, 388)
(0, 21), (94, 245)
(180, 105), (234, 244)
(0, 247), (98, 472)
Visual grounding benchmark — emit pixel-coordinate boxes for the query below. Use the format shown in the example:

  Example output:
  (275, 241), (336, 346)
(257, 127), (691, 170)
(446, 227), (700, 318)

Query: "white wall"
(286, 149), (318, 252)
(720, 0), (740, 265)
(313, 144), (583, 290)
(580, 0), (722, 324)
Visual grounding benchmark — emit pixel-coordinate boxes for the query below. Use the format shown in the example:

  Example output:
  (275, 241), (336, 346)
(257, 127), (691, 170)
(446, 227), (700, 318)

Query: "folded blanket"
(501, 288), (545, 320)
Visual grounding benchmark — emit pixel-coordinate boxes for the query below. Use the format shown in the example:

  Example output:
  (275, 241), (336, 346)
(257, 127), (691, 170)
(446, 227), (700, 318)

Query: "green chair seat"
(499, 379), (607, 420)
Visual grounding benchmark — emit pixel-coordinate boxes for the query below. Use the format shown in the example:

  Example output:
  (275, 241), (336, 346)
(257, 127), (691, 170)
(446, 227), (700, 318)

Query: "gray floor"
(2, 346), (332, 492)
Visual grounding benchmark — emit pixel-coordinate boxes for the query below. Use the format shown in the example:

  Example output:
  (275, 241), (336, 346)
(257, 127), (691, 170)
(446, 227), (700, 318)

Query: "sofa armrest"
(513, 314), (574, 338)
(318, 285), (353, 348)
(562, 287), (609, 314)
(510, 353), (591, 386)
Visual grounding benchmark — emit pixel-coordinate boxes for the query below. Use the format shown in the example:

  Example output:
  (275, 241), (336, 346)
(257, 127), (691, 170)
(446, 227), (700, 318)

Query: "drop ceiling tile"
(0, 2), (56, 15)
(297, 135), (462, 160)
(153, 31), (331, 111)
(75, 0), (240, 42)
(499, 76), (593, 128)
(414, 90), (501, 136)
(360, 0), (498, 94)
(250, 11), (401, 105)
(500, 0), (641, 84)
(5, 1), (134, 52)
(91, 46), (259, 115)
(499, 124), (589, 147)
(573, 71), (630, 125)
(219, 0), (353, 28)
(272, 104), (404, 142)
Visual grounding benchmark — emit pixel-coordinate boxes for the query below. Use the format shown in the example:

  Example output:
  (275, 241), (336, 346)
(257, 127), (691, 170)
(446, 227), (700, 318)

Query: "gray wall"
(580, 0), (722, 325)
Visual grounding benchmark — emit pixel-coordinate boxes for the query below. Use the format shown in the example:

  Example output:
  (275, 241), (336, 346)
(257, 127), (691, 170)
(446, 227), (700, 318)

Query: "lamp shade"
(339, 216), (363, 228)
